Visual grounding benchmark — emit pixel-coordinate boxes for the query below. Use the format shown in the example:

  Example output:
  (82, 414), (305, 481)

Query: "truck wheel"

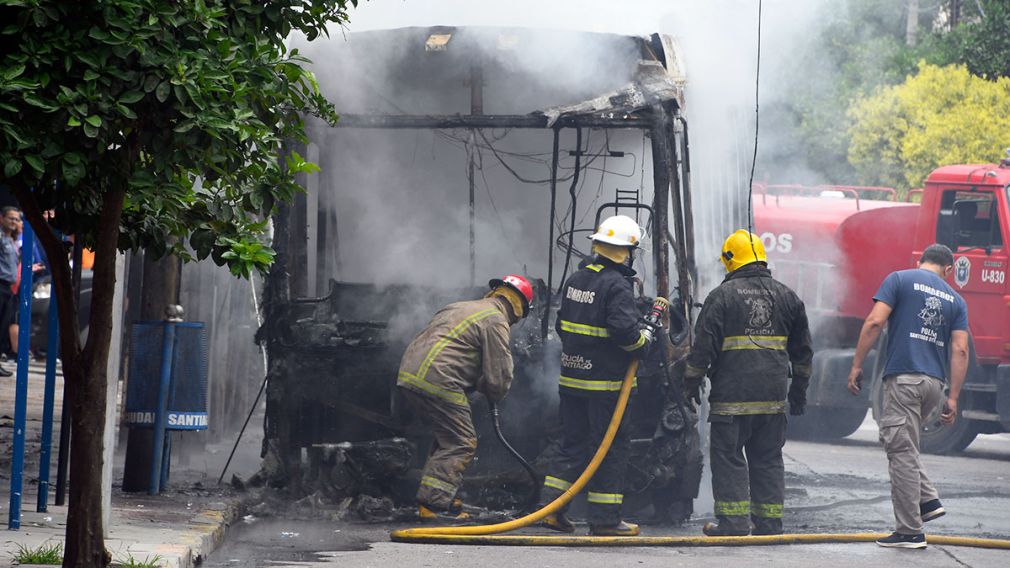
(919, 410), (979, 454)
(787, 406), (867, 441)
(870, 376), (979, 454)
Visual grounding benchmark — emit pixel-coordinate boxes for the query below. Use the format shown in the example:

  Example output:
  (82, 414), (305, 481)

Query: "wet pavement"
(206, 414), (1010, 567)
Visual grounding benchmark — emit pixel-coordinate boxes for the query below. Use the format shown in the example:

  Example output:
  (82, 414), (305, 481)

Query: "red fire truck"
(752, 154), (1010, 453)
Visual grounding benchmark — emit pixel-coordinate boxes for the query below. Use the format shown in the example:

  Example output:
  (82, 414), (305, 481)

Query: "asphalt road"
(207, 414), (1010, 567)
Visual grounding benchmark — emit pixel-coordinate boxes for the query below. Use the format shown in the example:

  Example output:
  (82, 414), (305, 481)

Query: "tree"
(767, 0), (946, 184)
(0, 1), (356, 565)
(847, 63), (1010, 190)
(934, 0), (1010, 79)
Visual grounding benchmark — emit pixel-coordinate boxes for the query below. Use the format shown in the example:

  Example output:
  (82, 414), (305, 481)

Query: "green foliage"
(770, 0), (939, 184)
(12, 541), (64, 564)
(931, 0), (1010, 79)
(111, 553), (162, 568)
(0, 0), (358, 277)
(848, 63), (1010, 189)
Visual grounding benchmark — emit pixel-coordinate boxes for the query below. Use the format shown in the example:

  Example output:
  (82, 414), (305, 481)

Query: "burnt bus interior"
(259, 27), (700, 518)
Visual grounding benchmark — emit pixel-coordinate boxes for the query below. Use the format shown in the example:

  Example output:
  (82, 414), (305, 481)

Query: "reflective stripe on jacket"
(555, 257), (646, 397)
(397, 296), (513, 406)
(685, 264), (813, 414)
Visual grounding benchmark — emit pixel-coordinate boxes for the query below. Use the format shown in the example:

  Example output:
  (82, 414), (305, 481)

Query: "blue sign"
(125, 322), (209, 431)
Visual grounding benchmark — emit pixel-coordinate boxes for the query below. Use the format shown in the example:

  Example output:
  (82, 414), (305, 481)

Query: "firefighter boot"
(703, 521), (750, 537)
(541, 512), (576, 533)
(751, 518), (783, 536)
(418, 498), (471, 521)
(589, 521), (640, 536)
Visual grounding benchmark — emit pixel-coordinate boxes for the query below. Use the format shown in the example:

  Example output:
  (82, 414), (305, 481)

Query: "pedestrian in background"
(0, 206), (21, 376)
(848, 244), (969, 549)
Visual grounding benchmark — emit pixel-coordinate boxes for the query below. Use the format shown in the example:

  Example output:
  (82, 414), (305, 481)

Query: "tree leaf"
(3, 159), (21, 178)
(143, 75), (160, 93)
(84, 115), (102, 128)
(83, 69), (100, 81)
(155, 80), (170, 102)
(24, 154), (44, 174)
(3, 64), (25, 81)
(118, 91), (144, 104)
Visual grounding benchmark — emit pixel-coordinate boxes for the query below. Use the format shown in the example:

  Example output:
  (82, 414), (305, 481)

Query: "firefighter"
(397, 274), (534, 520)
(540, 215), (655, 537)
(684, 229), (813, 536)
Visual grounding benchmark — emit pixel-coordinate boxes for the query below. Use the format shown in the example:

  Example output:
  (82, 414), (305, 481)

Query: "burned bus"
(258, 26), (702, 523)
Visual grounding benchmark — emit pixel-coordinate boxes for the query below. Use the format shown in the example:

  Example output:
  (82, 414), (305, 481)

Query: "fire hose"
(390, 298), (1010, 551)
(488, 401), (540, 512)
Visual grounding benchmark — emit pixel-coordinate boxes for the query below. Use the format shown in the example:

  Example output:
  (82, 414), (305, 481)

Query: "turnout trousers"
(540, 394), (631, 526)
(879, 373), (944, 535)
(709, 413), (786, 533)
(401, 387), (478, 509)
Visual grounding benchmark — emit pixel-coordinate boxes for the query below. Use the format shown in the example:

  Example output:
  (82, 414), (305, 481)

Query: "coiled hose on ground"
(390, 360), (1010, 550)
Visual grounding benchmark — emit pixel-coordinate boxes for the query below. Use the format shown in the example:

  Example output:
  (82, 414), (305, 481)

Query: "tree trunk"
(63, 188), (125, 567)
(14, 183), (124, 567)
(907, 0), (919, 46)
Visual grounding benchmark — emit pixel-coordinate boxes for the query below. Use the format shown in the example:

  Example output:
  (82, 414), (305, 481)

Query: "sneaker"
(589, 521), (640, 536)
(0, 365), (11, 377)
(876, 532), (927, 549)
(702, 521), (749, 537)
(920, 499), (945, 523)
(541, 512), (576, 533)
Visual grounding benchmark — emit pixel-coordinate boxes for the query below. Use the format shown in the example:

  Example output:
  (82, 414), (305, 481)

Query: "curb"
(161, 490), (262, 568)
(119, 490), (258, 568)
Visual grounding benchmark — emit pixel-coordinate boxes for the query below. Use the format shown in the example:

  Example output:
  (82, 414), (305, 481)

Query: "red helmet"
(489, 274), (534, 317)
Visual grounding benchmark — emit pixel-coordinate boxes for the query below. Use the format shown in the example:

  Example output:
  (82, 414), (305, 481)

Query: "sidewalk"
(0, 359), (262, 567)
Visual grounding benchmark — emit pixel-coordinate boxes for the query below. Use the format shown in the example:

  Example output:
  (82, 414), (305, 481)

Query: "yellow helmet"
(720, 229), (767, 272)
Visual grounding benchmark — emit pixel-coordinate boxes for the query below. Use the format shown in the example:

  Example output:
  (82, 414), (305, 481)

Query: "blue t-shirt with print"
(874, 268), (969, 382)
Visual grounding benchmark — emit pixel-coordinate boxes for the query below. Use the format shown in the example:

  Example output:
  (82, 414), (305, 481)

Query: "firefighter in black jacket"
(539, 215), (654, 537)
(685, 229), (813, 537)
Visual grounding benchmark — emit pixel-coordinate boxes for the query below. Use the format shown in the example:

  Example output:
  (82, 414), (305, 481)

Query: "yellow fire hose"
(390, 359), (1010, 550)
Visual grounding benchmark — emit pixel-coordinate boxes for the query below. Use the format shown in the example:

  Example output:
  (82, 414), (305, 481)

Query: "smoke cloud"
(287, 0), (877, 517)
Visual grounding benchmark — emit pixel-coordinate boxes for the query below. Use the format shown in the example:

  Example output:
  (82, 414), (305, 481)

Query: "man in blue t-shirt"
(847, 244), (969, 549)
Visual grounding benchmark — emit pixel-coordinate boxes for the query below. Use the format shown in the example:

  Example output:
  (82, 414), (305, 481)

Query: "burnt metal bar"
(467, 62), (484, 286)
(676, 115), (696, 282)
(662, 106), (694, 313)
(556, 127), (582, 295)
(328, 113), (654, 130)
(469, 63), (484, 116)
(468, 133), (476, 286)
(649, 108), (672, 304)
(542, 128), (561, 343)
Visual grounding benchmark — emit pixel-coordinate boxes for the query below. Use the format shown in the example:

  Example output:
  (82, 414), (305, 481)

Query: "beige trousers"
(878, 373), (944, 534)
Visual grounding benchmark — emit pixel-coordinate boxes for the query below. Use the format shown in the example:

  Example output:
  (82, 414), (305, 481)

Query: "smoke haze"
(286, 0), (879, 518)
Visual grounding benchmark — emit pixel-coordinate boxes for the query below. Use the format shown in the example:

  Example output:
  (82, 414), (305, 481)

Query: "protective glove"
(788, 383), (807, 416)
(684, 377), (703, 407)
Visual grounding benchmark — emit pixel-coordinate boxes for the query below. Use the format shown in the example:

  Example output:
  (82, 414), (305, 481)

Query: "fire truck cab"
(752, 154), (1010, 454)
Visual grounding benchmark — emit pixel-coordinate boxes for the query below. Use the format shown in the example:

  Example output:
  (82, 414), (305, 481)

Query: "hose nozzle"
(644, 297), (670, 328)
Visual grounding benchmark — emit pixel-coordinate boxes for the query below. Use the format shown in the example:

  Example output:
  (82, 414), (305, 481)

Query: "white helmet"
(589, 215), (643, 247)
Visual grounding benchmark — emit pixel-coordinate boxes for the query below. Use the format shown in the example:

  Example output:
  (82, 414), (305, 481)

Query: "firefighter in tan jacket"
(397, 274), (534, 519)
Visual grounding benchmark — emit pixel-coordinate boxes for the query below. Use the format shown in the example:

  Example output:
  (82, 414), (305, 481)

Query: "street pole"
(8, 221), (34, 529)
(121, 252), (180, 492)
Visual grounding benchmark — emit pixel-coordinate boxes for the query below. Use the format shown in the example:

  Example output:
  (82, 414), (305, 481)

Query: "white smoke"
(291, 0), (858, 518)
